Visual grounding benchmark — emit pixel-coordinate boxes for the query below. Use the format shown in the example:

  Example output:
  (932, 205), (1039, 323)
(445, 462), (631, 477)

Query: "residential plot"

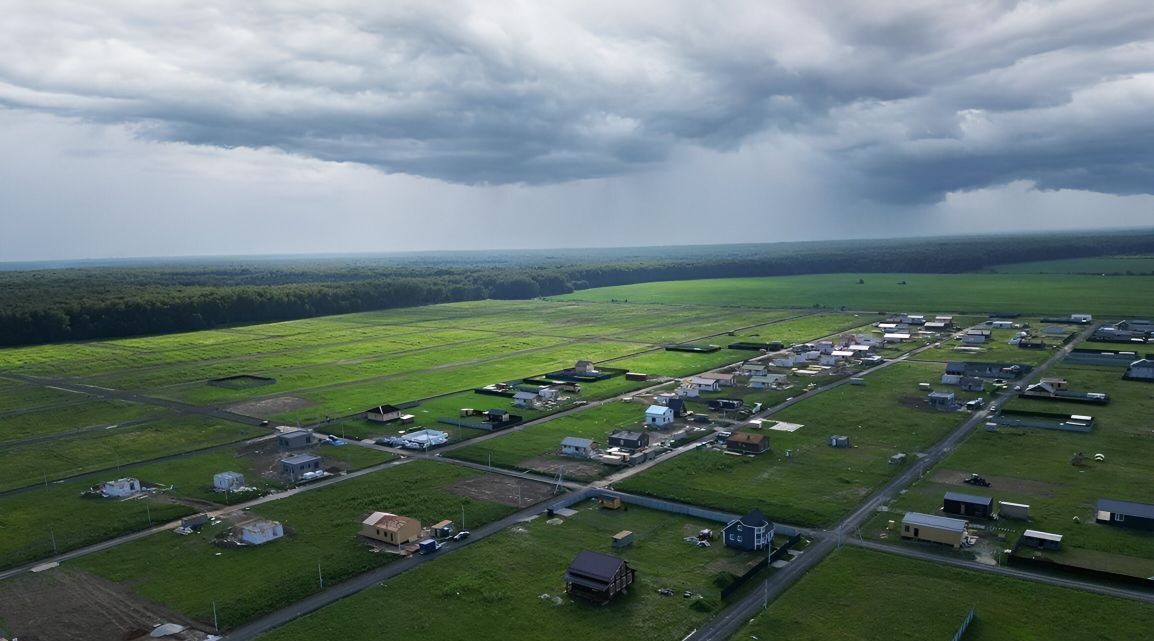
(0, 398), (163, 444)
(74, 461), (526, 629)
(0, 415), (265, 492)
(617, 362), (982, 527)
(256, 502), (772, 641)
(448, 401), (662, 480)
(737, 547), (1154, 641)
(875, 363), (1154, 571)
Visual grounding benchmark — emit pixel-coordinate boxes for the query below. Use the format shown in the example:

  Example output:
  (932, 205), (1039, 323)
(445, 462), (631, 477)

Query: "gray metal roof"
(1098, 498), (1154, 519)
(944, 491), (993, 506)
(1022, 529), (1063, 542)
(561, 437), (593, 448)
(281, 453), (320, 465)
(902, 512), (967, 532)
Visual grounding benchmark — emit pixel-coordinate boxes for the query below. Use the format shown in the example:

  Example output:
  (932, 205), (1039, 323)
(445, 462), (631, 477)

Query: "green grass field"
(556, 273), (1154, 317)
(990, 255), (1154, 275)
(617, 362), (981, 526)
(257, 502), (770, 641)
(76, 461), (520, 628)
(0, 399), (163, 444)
(737, 547), (1154, 641)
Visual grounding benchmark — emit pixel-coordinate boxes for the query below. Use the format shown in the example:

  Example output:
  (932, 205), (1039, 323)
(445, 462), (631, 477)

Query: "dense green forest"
(2, 230), (1153, 347)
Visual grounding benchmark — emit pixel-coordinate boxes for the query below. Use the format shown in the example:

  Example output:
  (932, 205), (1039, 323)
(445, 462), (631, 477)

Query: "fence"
(950, 607), (975, 641)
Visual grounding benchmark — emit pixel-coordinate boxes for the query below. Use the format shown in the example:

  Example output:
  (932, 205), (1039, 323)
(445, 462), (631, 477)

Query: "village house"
(645, 404), (674, 427)
(749, 374), (788, 389)
(565, 550), (636, 604)
(697, 372), (736, 386)
(365, 404), (403, 423)
(560, 437), (596, 458)
(277, 429), (315, 450)
(726, 432), (769, 455)
(280, 453), (322, 481)
(689, 376), (721, 392)
(1096, 498), (1154, 531)
(213, 471), (245, 491)
(607, 430), (649, 451)
(1125, 358), (1154, 381)
(100, 477), (142, 497)
(943, 492), (993, 519)
(741, 363), (769, 376)
(723, 508), (775, 552)
(360, 512), (422, 545)
(512, 391), (539, 408)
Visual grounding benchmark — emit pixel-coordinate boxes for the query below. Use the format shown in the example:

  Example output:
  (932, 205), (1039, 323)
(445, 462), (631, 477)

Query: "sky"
(2, 1), (1153, 261)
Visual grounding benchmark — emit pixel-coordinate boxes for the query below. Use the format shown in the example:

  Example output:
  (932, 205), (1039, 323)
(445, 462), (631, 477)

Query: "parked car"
(453, 531), (471, 541)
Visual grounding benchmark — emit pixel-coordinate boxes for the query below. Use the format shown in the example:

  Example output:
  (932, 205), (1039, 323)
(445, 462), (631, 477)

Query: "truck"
(419, 539), (443, 555)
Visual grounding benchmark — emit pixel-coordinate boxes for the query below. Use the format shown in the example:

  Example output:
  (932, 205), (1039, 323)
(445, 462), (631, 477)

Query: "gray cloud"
(1, 0), (1153, 202)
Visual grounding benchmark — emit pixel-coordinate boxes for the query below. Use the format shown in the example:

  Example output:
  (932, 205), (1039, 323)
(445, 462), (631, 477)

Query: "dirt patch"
(519, 456), (605, 481)
(896, 395), (953, 412)
(228, 395), (311, 418)
(931, 469), (1062, 498)
(0, 567), (209, 641)
(208, 374), (276, 390)
(445, 473), (556, 507)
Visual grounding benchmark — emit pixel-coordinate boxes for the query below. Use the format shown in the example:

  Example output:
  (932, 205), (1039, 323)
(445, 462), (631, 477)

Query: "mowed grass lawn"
(556, 273), (1154, 318)
(76, 461), (520, 629)
(448, 401), (650, 479)
(617, 362), (980, 527)
(886, 363), (1154, 562)
(737, 547), (1154, 641)
(258, 502), (769, 641)
(0, 398), (163, 444)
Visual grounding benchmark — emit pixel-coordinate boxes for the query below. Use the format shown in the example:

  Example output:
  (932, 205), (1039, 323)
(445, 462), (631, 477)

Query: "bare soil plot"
(930, 468), (1063, 498)
(446, 473), (557, 506)
(519, 455), (604, 481)
(227, 395), (311, 417)
(0, 568), (207, 641)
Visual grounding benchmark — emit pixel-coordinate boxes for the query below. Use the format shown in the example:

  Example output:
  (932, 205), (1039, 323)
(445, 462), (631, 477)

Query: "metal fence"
(951, 607), (975, 641)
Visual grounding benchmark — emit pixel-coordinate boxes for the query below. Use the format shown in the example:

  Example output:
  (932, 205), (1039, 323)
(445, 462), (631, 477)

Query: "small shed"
(539, 387), (562, 401)
(829, 435), (850, 448)
(611, 530), (634, 549)
(889, 452), (907, 465)
(598, 496), (622, 510)
(1096, 498), (1154, 531)
(213, 471), (245, 491)
(901, 512), (967, 548)
(1021, 529), (1063, 551)
(625, 372), (649, 381)
(280, 453), (322, 481)
(560, 437), (596, 458)
(239, 520), (284, 545)
(645, 405), (674, 427)
(689, 377), (721, 392)
(277, 429), (315, 450)
(998, 501), (1031, 520)
(1126, 358), (1154, 381)
(726, 432), (769, 455)
(431, 520), (455, 539)
(749, 374), (787, 389)
(943, 492), (993, 518)
(959, 376), (984, 392)
(181, 514), (210, 530)
(365, 404), (403, 423)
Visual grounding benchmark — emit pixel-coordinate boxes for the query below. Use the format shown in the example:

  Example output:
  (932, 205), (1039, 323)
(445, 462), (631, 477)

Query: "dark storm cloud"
(2, 1), (1153, 199)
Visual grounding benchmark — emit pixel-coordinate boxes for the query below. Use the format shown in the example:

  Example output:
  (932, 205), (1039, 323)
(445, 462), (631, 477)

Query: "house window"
(736, 524), (743, 532)
(1115, 513), (1125, 522)
(736, 535), (742, 543)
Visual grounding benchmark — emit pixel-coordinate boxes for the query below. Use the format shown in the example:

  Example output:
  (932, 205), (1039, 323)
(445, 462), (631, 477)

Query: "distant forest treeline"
(3, 231), (1154, 347)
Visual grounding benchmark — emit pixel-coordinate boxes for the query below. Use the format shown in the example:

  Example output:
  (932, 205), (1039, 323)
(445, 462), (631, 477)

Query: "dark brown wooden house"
(726, 432), (769, 455)
(564, 550), (635, 604)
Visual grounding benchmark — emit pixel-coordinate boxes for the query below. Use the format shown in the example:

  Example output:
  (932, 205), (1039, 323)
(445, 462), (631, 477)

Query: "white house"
(239, 520), (284, 545)
(213, 471), (245, 491)
(817, 341), (834, 355)
(645, 405), (674, 427)
(100, 478), (141, 497)
(962, 332), (988, 345)
(560, 437), (595, 458)
(1071, 314), (1093, 323)
(990, 320), (1015, 329)
(697, 372), (736, 386)
(772, 356), (796, 368)
(690, 377), (720, 392)
(883, 333), (911, 343)
(941, 373), (962, 385)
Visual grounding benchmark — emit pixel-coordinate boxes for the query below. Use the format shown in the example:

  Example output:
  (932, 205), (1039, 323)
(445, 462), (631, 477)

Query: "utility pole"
(145, 502), (152, 526)
(49, 526), (58, 555)
(212, 600), (219, 632)
(317, 560), (324, 588)
(461, 504), (466, 531)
